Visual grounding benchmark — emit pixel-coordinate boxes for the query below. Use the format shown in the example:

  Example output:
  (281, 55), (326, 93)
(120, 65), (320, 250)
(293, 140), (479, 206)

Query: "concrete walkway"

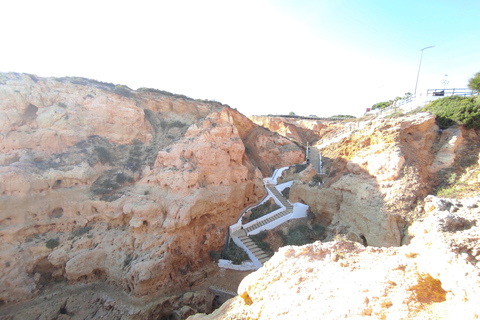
(232, 229), (271, 264)
(309, 146), (320, 173)
(228, 165), (309, 268)
(243, 186), (293, 234)
(231, 183), (299, 265)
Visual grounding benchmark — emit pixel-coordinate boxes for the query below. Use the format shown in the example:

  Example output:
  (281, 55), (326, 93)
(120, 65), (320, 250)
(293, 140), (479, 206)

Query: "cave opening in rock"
(50, 207), (64, 219)
(23, 103), (38, 121)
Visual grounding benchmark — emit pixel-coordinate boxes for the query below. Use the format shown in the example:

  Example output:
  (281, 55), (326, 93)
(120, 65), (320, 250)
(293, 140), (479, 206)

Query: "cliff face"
(0, 73), (303, 308)
(249, 116), (325, 144)
(249, 115), (356, 145)
(190, 195), (480, 320)
(286, 113), (480, 247)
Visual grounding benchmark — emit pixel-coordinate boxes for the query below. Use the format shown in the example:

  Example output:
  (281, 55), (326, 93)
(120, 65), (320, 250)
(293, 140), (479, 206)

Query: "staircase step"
(256, 253), (270, 259)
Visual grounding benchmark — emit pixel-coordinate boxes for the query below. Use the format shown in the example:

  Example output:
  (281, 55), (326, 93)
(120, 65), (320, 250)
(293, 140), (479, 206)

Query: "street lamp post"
(414, 46), (435, 97)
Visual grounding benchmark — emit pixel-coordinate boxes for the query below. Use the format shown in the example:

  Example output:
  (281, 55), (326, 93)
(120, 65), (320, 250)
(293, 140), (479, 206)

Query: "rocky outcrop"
(249, 116), (323, 144)
(0, 72), (303, 309)
(249, 115), (359, 147)
(288, 113), (450, 246)
(189, 196), (480, 320)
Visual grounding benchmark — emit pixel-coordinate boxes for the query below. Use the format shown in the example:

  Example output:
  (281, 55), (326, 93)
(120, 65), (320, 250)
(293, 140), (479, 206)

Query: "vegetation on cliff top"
(468, 71), (480, 93)
(372, 92), (412, 110)
(421, 95), (480, 129)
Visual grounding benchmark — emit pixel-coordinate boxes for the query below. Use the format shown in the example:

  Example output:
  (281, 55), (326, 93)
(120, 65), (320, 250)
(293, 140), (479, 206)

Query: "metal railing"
(426, 88), (477, 97)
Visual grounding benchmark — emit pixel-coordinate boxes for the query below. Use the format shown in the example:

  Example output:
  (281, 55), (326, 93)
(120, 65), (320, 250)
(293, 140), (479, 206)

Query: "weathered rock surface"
(250, 115), (359, 147)
(288, 113), (455, 246)
(249, 116), (323, 144)
(189, 196), (480, 320)
(0, 72), (303, 311)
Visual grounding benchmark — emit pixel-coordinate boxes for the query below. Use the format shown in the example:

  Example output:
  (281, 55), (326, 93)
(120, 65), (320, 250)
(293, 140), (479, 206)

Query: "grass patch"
(223, 240), (249, 265)
(435, 170), (480, 199)
(248, 198), (280, 222)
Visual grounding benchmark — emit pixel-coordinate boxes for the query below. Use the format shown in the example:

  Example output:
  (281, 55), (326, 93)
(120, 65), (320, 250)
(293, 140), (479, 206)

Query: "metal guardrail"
(261, 115), (355, 121)
(396, 88), (478, 108)
(426, 88), (477, 97)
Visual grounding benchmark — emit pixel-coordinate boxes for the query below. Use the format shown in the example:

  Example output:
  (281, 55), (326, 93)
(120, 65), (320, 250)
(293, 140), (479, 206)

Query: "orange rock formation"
(0, 72), (303, 311)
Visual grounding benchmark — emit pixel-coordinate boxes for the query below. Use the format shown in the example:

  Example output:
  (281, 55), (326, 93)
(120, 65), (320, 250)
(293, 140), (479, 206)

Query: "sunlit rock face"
(189, 195), (480, 320)
(249, 116), (324, 144)
(0, 72), (304, 306)
(287, 113), (449, 247)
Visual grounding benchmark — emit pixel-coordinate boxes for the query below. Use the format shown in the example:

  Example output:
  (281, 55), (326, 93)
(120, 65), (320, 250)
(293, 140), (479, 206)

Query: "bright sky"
(1, 0), (479, 117)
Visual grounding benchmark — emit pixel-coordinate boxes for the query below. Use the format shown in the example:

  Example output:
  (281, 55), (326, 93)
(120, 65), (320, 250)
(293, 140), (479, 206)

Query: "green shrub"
(71, 226), (92, 237)
(209, 250), (221, 263)
(311, 224), (325, 239)
(468, 72), (480, 92)
(115, 173), (128, 184)
(137, 87), (191, 100)
(249, 198), (280, 222)
(159, 120), (168, 128)
(169, 121), (185, 128)
(311, 174), (323, 184)
(278, 224), (325, 247)
(95, 146), (112, 164)
(294, 164), (308, 173)
(331, 114), (356, 119)
(69, 77), (88, 86)
(223, 240), (249, 265)
(284, 230), (309, 246)
(281, 187), (290, 199)
(26, 73), (39, 83)
(114, 85), (132, 98)
(421, 96), (480, 129)
(371, 101), (391, 110)
(45, 239), (59, 249)
(307, 210), (315, 221)
(255, 230), (268, 241)
(250, 233), (273, 255)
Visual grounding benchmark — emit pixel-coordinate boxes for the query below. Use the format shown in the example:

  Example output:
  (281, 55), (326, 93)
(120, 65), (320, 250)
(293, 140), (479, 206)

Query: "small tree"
(288, 111), (296, 116)
(468, 72), (480, 93)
